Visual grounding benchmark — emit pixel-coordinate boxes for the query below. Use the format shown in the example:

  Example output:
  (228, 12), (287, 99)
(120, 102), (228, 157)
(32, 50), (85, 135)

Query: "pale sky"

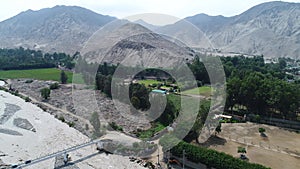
(1, 0), (300, 22)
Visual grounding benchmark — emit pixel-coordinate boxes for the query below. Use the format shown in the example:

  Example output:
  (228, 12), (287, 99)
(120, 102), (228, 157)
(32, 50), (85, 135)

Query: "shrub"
(67, 121), (75, 127)
(259, 128), (266, 133)
(40, 87), (51, 100)
(49, 83), (59, 90)
(58, 116), (65, 122)
(25, 79), (33, 83)
(109, 122), (123, 132)
(238, 147), (247, 154)
(24, 96), (31, 102)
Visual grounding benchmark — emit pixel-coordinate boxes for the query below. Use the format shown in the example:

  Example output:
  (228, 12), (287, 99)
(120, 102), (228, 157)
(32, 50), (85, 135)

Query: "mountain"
(0, 5), (115, 54)
(81, 22), (195, 67)
(185, 13), (230, 34)
(133, 19), (159, 31)
(164, 1), (300, 58)
(0, 1), (299, 58)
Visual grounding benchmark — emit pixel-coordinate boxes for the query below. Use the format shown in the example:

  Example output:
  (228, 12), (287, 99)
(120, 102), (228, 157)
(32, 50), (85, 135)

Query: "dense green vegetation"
(0, 68), (73, 83)
(0, 47), (75, 70)
(222, 56), (300, 120)
(187, 55), (300, 121)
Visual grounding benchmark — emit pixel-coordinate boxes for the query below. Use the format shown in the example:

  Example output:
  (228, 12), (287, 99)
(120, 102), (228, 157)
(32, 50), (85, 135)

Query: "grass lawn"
(0, 68), (74, 83)
(182, 86), (212, 97)
(138, 79), (162, 86)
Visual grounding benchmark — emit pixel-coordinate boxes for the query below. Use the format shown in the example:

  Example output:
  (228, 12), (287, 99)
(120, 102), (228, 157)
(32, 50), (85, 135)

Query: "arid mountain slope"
(0, 5), (115, 54)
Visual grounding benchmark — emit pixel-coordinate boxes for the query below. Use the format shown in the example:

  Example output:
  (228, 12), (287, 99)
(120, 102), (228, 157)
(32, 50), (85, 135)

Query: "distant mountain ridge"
(0, 5), (115, 54)
(0, 1), (299, 58)
(182, 1), (300, 58)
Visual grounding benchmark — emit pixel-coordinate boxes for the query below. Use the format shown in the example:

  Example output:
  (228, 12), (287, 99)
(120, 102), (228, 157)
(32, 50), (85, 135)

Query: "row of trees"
(0, 47), (75, 70)
(159, 139), (270, 169)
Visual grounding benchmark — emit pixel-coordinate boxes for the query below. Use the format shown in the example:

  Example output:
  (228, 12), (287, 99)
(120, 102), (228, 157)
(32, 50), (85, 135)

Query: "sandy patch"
(205, 123), (300, 169)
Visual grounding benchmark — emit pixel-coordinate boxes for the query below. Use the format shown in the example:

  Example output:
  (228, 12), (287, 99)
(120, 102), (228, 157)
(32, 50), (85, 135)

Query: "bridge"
(12, 139), (103, 168)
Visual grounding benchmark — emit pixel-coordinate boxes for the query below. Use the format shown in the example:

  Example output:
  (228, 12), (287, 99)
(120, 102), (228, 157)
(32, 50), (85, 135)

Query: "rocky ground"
(0, 90), (147, 169)
(9, 79), (151, 137)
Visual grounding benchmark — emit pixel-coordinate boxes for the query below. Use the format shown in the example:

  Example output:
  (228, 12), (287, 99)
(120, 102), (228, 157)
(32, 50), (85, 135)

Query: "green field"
(182, 86), (212, 97)
(138, 79), (162, 86)
(0, 68), (74, 83)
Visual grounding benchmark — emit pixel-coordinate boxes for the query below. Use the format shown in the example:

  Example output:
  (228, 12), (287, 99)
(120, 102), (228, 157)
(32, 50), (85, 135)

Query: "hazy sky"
(1, 0), (300, 22)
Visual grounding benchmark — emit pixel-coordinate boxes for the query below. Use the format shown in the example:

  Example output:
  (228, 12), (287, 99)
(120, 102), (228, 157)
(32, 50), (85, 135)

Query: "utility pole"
(182, 149), (185, 169)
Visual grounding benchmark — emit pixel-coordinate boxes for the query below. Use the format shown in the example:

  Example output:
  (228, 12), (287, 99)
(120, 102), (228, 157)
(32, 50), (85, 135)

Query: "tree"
(40, 87), (51, 100)
(60, 70), (68, 84)
(95, 74), (105, 91)
(131, 96), (140, 109)
(129, 83), (150, 110)
(90, 112), (105, 138)
(278, 58), (287, 69)
(103, 75), (112, 97)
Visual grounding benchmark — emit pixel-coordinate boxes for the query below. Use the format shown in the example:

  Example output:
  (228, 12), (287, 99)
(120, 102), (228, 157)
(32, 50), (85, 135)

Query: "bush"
(58, 116), (65, 122)
(40, 87), (51, 100)
(238, 147), (247, 153)
(24, 96), (31, 102)
(25, 79), (33, 83)
(67, 121), (75, 127)
(259, 128), (266, 133)
(109, 122), (123, 132)
(49, 83), (59, 90)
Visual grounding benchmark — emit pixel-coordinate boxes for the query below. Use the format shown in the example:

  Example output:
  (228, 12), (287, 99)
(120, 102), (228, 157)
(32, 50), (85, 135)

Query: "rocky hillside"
(82, 22), (195, 67)
(171, 1), (300, 58)
(0, 5), (115, 54)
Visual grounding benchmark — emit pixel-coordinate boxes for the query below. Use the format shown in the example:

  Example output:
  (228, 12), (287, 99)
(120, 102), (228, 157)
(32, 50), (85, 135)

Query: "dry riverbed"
(0, 90), (146, 169)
